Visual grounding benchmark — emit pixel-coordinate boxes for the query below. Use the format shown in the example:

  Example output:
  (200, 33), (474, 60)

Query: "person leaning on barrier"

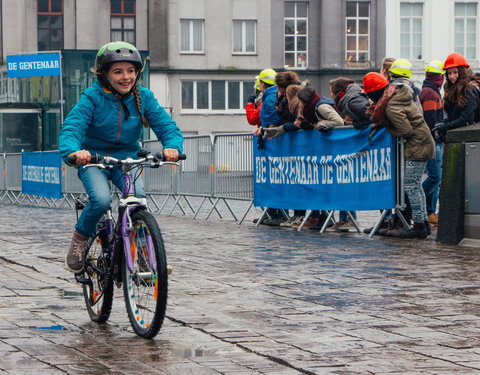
(419, 60), (445, 226)
(245, 77), (263, 127)
(363, 72), (434, 239)
(274, 71), (302, 123)
(431, 52), (480, 142)
(253, 68), (287, 226)
(329, 77), (371, 129)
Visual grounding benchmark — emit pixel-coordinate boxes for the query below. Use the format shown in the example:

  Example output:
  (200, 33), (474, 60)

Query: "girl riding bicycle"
(59, 41), (183, 274)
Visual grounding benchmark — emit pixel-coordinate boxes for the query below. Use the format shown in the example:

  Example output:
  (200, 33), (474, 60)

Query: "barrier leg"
(368, 210), (388, 238)
(319, 210), (335, 234)
(255, 207), (269, 227)
(193, 196), (207, 219)
(346, 211), (361, 233)
(296, 210), (312, 232)
(238, 200), (254, 225)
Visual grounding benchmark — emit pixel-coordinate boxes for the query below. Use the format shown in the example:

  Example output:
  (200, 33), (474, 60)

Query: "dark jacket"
(336, 83), (371, 129)
(442, 85), (479, 131)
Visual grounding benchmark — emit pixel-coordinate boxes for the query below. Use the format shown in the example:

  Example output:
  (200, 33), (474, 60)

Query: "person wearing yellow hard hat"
(362, 69), (435, 239)
(388, 58), (423, 107)
(419, 60), (445, 226)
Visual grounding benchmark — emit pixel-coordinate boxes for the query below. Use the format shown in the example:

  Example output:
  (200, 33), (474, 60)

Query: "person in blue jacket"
(59, 41), (183, 273)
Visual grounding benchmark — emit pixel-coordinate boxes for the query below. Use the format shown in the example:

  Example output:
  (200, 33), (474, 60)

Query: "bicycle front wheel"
(82, 230), (114, 323)
(122, 210), (168, 339)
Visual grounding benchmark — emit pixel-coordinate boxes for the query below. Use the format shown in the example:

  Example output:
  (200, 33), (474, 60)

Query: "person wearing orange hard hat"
(431, 52), (480, 142)
(362, 71), (434, 239)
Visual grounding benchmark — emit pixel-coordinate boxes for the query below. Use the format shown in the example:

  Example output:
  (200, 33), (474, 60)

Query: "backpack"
(314, 96), (335, 121)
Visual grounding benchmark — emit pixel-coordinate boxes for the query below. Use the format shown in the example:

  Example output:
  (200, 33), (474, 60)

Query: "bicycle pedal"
(74, 273), (91, 285)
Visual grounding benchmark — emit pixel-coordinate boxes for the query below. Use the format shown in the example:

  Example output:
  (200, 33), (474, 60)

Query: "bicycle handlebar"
(67, 151), (186, 167)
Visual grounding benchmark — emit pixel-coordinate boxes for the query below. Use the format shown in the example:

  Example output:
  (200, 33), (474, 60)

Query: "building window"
(181, 80), (254, 113)
(284, 2), (308, 68)
(111, 0), (136, 44)
(233, 20), (256, 54)
(180, 19), (204, 53)
(37, 0), (64, 51)
(346, 1), (370, 63)
(400, 2), (423, 60)
(455, 2), (477, 60)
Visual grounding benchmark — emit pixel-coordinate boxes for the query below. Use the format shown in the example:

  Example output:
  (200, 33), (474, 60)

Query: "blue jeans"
(75, 166), (145, 238)
(422, 142), (443, 214)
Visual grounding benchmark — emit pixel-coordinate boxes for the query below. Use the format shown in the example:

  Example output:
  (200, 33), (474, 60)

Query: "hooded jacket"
(385, 84), (435, 161)
(336, 83), (371, 129)
(59, 80), (183, 163)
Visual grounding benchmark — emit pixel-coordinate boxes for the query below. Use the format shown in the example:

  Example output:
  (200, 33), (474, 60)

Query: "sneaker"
(292, 217), (319, 229)
(167, 265), (173, 275)
(336, 220), (356, 232)
(65, 232), (90, 273)
(328, 220), (346, 232)
(263, 217), (286, 226)
(387, 222), (427, 239)
(428, 212), (438, 225)
(363, 220), (390, 235)
(280, 215), (303, 227)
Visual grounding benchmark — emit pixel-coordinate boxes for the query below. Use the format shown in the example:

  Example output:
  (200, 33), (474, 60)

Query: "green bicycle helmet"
(95, 41), (143, 73)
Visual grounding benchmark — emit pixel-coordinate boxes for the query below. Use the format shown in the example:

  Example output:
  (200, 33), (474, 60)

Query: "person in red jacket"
(245, 77), (263, 126)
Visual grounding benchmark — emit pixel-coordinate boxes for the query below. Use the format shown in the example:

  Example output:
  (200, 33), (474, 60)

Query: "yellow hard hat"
(257, 68), (277, 86)
(389, 58), (413, 78)
(425, 60), (445, 74)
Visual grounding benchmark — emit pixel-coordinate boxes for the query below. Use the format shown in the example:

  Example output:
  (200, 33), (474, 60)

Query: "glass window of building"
(180, 19), (204, 53)
(37, 0), (64, 51)
(284, 2), (308, 69)
(346, 1), (370, 63)
(111, 0), (136, 44)
(400, 2), (423, 60)
(454, 2), (477, 60)
(181, 80), (254, 113)
(233, 20), (257, 54)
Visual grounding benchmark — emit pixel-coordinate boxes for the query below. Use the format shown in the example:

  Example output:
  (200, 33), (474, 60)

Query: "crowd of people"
(247, 52), (479, 240)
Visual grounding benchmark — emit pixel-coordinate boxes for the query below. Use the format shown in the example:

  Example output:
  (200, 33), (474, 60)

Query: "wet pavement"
(1, 203), (480, 374)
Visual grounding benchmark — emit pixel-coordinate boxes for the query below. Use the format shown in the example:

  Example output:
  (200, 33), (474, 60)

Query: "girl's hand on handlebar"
(72, 150), (91, 165)
(163, 148), (179, 162)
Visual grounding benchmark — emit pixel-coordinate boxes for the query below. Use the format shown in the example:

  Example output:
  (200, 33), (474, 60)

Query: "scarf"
(365, 85), (397, 128)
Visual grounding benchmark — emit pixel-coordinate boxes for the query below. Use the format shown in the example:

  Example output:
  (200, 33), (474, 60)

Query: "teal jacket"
(59, 80), (183, 162)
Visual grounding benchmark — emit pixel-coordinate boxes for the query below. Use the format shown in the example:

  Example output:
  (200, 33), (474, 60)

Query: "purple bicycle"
(70, 151), (185, 339)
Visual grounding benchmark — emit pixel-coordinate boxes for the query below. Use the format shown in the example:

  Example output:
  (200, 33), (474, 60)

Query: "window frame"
(110, 0), (136, 44)
(399, 2), (424, 61)
(345, 1), (370, 63)
(284, 1), (309, 69)
(232, 20), (257, 55)
(37, 0), (64, 51)
(180, 79), (253, 114)
(180, 19), (205, 54)
(454, 2), (477, 60)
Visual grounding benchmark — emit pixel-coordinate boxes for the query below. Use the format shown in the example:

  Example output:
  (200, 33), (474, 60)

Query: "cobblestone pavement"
(1, 203), (480, 374)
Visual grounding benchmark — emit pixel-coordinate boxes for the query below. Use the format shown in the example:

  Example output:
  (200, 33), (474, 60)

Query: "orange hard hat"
(443, 52), (470, 70)
(362, 72), (389, 93)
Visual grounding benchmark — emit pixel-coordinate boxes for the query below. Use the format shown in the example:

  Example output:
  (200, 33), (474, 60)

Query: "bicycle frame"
(117, 162), (153, 276)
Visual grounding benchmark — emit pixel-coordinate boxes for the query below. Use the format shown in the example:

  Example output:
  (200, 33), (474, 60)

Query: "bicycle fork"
(121, 206), (157, 275)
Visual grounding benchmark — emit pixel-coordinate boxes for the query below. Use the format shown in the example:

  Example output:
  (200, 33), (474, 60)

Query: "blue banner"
(253, 127), (395, 211)
(22, 151), (63, 199)
(6, 53), (61, 78)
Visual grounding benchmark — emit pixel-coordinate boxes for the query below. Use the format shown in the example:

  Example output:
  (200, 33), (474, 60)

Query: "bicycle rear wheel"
(81, 229), (114, 323)
(123, 210), (168, 339)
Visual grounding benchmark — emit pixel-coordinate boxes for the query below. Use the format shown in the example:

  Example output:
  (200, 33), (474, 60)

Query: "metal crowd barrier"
(0, 133), (256, 222)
